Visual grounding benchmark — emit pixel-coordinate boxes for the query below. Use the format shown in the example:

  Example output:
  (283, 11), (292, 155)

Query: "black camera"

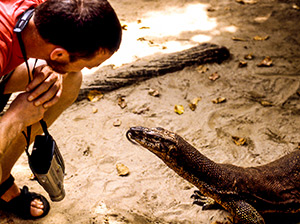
(29, 131), (66, 202)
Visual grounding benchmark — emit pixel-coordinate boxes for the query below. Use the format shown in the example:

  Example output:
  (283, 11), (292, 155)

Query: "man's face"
(46, 50), (113, 74)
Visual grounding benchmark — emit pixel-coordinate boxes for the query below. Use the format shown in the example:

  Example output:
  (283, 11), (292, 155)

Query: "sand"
(1, 0), (300, 223)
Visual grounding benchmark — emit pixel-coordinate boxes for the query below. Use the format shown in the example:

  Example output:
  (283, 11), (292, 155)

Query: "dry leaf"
(83, 147), (91, 156)
(253, 35), (269, 41)
(116, 163), (130, 176)
(207, 7), (216, 12)
(209, 72), (220, 81)
(132, 106), (149, 114)
(238, 60), (247, 68)
(212, 97), (226, 104)
(174, 105), (184, 115)
(29, 174), (37, 181)
(232, 136), (247, 146)
(257, 56), (273, 67)
(137, 19), (142, 24)
(118, 96), (127, 109)
(113, 119), (122, 127)
(87, 90), (103, 102)
(92, 107), (98, 113)
(148, 88), (160, 97)
(196, 65), (209, 73)
(292, 4), (300, 10)
(232, 36), (247, 41)
(260, 100), (273, 107)
(244, 54), (254, 60)
(189, 97), (202, 111)
(121, 24), (128, 30)
(139, 26), (150, 29)
(137, 37), (147, 41)
(236, 0), (257, 4)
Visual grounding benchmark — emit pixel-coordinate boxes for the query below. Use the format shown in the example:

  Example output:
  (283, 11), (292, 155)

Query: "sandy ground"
(1, 0), (300, 223)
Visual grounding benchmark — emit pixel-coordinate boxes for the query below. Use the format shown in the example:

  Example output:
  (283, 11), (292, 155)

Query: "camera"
(28, 133), (66, 202)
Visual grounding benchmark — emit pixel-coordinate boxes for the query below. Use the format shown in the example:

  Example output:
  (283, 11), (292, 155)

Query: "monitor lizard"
(126, 126), (300, 224)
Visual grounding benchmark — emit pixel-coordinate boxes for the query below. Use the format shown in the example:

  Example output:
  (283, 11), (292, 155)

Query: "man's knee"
(61, 71), (82, 105)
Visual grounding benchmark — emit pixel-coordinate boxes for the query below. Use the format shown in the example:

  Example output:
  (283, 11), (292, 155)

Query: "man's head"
(34, 0), (122, 73)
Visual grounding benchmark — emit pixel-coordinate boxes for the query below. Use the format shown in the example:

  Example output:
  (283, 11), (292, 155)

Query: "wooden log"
(78, 43), (230, 101)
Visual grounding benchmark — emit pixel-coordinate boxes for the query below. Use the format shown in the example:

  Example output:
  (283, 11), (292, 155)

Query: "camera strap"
(14, 8), (50, 154)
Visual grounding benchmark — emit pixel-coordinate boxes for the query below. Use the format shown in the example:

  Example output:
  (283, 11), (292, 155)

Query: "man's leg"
(0, 63), (82, 217)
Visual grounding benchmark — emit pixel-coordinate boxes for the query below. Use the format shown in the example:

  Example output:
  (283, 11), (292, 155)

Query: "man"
(0, 0), (122, 219)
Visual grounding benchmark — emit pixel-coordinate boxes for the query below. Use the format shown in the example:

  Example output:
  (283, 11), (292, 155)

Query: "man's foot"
(0, 175), (50, 219)
(1, 182), (45, 217)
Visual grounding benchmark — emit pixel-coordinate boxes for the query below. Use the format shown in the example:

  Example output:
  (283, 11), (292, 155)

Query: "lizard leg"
(191, 190), (223, 210)
(225, 199), (265, 224)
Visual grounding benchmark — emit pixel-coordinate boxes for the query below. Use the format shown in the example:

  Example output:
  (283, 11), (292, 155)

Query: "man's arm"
(0, 92), (46, 159)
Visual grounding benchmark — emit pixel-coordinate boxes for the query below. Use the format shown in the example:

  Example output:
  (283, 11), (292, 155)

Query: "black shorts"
(0, 70), (14, 113)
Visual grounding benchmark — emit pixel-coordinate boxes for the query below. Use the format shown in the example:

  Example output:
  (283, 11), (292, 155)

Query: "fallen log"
(78, 43), (230, 101)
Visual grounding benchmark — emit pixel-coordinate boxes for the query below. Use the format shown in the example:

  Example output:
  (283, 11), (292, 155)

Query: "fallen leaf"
(207, 7), (216, 12)
(196, 65), (209, 73)
(292, 4), (300, 10)
(148, 88), (160, 97)
(137, 19), (142, 24)
(132, 106), (149, 114)
(116, 163), (130, 176)
(209, 72), (220, 81)
(232, 136), (247, 146)
(113, 119), (122, 127)
(191, 97), (202, 105)
(83, 147), (91, 156)
(260, 100), (273, 107)
(236, 0), (257, 4)
(244, 54), (254, 60)
(253, 35), (269, 41)
(174, 105), (184, 115)
(238, 60), (247, 67)
(118, 96), (127, 109)
(29, 174), (37, 181)
(92, 107), (98, 113)
(87, 90), (103, 102)
(137, 37), (147, 41)
(189, 97), (202, 111)
(121, 24), (128, 30)
(139, 26), (150, 29)
(232, 36), (247, 41)
(212, 97), (227, 104)
(257, 56), (273, 67)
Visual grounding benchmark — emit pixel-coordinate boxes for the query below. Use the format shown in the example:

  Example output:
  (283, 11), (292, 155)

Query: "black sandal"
(0, 175), (50, 219)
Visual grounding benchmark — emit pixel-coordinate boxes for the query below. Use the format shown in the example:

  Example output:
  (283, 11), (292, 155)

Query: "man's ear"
(49, 48), (70, 63)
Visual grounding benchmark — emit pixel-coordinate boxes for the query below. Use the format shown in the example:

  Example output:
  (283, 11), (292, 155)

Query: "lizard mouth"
(126, 126), (177, 152)
(126, 126), (160, 145)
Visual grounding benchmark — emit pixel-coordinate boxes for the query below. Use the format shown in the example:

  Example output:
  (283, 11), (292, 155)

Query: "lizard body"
(126, 126), (300, 224)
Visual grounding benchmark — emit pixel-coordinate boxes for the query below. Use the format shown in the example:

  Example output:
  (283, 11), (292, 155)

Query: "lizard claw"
(191, 190), (222, 210)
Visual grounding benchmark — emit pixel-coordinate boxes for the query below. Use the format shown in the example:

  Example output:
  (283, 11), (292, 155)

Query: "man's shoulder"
(0, 0), (45, 76)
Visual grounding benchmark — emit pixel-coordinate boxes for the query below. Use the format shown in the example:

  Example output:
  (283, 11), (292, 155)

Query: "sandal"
(0, 175), (50, 219)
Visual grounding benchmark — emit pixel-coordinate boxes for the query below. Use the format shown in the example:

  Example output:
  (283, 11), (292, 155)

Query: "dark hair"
(34, 0), (122, 60)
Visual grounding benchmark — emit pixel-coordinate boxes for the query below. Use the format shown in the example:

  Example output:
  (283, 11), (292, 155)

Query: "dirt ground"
(2, 0), (300, 223)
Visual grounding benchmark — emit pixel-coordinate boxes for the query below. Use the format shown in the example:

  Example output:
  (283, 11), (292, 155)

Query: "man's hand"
(8, 92), (47, 128)
(26, 65), (63, 108)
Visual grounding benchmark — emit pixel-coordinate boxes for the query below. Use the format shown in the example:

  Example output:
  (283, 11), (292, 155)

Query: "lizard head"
(126, 126), (179, 159)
